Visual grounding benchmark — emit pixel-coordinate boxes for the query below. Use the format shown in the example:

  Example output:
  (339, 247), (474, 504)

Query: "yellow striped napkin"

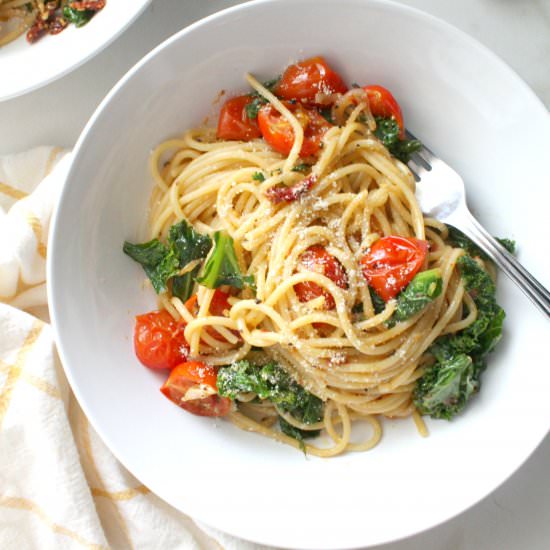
(0, 148), (264, 550)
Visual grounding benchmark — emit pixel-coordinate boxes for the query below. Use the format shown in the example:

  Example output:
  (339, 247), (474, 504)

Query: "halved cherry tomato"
(257, 102), (331, 157)
(363, 85), (404, 137)
(295, 245), (348, 309)
(209, 289), (232, 316)
(161, 361), (232, 417)
(184, 289), (231, 317)
(184, 290), (238, 344)
(275, 56), (348, 104)
(360, 236), (428, 301)
(217, 95), (262, 141)
(134, 310), (189, 370)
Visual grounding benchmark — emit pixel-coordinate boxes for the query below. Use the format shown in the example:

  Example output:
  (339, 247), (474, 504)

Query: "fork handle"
(457, 211), (550, 319)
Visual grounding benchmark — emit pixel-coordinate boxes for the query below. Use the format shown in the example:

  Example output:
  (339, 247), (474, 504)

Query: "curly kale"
(373, 117), (422, 163)
(433, 256), (504, 358)
(217, 360), (323, 443)
(414, 354), (484, 420)
(447, 225), (516, 259)
(414, 255), (504, 419)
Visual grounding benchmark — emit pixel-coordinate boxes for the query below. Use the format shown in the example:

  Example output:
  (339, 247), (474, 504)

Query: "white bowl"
(48, 0), (550, 548)
(0, 0), (151, 101)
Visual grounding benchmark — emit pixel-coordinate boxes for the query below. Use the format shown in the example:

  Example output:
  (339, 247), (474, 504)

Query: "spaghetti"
(125, 57), (505, 457)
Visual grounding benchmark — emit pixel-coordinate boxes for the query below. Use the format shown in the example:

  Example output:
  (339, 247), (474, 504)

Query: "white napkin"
(0, 148), (264, 550)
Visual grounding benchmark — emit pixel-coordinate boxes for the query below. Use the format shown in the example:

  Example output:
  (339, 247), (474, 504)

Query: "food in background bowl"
(0, 0), (106, 47)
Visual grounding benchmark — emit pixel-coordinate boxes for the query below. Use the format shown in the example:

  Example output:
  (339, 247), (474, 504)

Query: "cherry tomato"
(134, 310), (189, 370)
(295, 245), (348, 309)
(257, 102), (331, 157)
(209, 289), (232, 316)
(363, 85), (404, 137)
(184, 289), (231, 317)
(184, 290), (238, 343)
(275, 56), (348, 104)
(217, 95), (262, 141)
(360, 236), (428, 301)
(160, 361), (232, 417)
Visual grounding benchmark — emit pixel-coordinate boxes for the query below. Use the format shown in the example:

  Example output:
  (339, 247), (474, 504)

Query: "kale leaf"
(123, 220), (212, 300)
(447, 225), (517, 259)
(374, 117), (400, 146)
(440, 255), (504, 357)
(122, 239), (179, 294)
(373, 117), (421, 163)
(366, 269), (443, 326)
(196, 231), (255, 290)
(413, 353), (483, 420)
(217, 360), (324, 428)
(414, 254), (504, 419)
(278, 416), (321, 451)
(390, 269), (443, 325)
(497, 238), (516, 254)
(368, 287), (386, 315)
(446, 225), (485, 258)
(169, 222), (213, 300)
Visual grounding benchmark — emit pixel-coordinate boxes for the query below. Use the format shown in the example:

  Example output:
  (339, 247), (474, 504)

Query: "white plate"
(48, 0), (550, 548)
(0, 0), (151, 101)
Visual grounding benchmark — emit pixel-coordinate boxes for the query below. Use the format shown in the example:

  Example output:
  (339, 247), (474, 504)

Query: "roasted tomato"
(257, 102), (331, 157)
(183, 289), (232, 317)
(363, 85), (404, 136)
(134, 310), (189, 370)
(360, 236), (428, 301)
(217, 95), (262, 141)
(295, 245), (348, 309)
(184, 290), (238, 343)
(275, 56), (348, 104)
(265, 174), (317, 204)
(161, 361), (232, 417)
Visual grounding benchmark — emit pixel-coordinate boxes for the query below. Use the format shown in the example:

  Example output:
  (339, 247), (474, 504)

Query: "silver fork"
(405, 130), (550, 319)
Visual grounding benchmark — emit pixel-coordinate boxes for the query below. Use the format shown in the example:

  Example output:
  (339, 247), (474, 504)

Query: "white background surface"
(2, 1), (549, 549)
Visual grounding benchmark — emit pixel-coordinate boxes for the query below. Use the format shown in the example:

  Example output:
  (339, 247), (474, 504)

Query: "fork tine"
(405, 128), (437, 165)
(406, 159), (422, 182)
(410, 151), (431, 171)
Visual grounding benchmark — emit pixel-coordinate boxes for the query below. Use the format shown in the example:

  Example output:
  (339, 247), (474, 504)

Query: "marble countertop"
(1, 1), (548, 548)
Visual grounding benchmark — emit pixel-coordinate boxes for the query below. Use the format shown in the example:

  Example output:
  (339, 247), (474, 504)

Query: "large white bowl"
(0, 0), (151, 101)
(48, 1), (550, 548)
